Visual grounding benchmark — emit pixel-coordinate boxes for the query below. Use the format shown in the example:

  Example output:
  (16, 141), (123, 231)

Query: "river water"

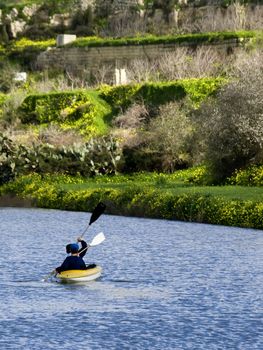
(0, 207), (263, 350)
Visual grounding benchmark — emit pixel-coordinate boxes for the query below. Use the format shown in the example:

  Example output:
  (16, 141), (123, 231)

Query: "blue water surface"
(0, 207), (263, 350)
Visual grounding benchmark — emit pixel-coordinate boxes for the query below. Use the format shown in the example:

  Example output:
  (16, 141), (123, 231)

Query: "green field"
(59, 177), (263, 203)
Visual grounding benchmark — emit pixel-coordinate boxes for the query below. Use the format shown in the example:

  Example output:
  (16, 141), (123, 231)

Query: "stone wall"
(36, 38), (249, 74)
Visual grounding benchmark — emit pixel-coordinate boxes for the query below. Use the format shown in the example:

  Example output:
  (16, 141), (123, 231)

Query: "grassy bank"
(68, 31), (256, 48)
(1, 172), (262, 230)
(3, 30), (258, 59)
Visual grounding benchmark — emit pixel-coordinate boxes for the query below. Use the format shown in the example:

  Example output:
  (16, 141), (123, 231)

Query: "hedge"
(227, 165), (263, 187)
(99, 78), (225, 110)
(19, 90), (112, 137)
(17, 78), (224, 135)
(68, 31), (256, 48)
(3, 30), (258, 58)
(2, 174), (262, 230)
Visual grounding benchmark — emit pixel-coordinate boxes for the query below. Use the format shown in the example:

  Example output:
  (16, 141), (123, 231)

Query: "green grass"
(58, 174), (263, 203)
(67, 31), (256, 48)
(3, 30), (258, 56)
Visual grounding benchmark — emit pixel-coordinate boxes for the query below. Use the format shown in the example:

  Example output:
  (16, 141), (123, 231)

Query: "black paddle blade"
(89, 202), (106, 226)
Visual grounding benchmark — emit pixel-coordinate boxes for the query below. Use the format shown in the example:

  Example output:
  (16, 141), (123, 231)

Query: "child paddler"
(55, 237), (89, 274)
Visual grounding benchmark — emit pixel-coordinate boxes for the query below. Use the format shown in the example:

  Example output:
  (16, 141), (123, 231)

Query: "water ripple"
(0, 208), (263, 349)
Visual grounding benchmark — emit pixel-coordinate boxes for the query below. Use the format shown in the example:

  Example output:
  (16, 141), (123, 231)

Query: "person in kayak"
(55, 238), (88, 274)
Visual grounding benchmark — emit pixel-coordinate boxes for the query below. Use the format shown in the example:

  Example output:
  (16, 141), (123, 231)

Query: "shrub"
(127, 47), (227, 83)
(19, 90), (112, 137)
(192, 71), (263, 183)
(8, 37), (56, 65)
(99, 84), (141, 111)
(120, 146), (163, 173)
(0, 133), (17, 184)
(113, 102), (149, 129)
(0, 90), (27, 127)
(38, 125), (84, 147)
(0, 92), (7, 117)
(145, 101), (194, 172)
(0, 59), (20, 93)
(11, 37), (56, 52)
(102, 79), (223, 173)
(183, 166), (212, 185)
(99, 78), (224, 112)
(228, 165), (263, 186)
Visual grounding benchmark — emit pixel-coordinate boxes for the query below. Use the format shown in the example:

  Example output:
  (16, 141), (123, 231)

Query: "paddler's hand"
(77, 237), (83, 242)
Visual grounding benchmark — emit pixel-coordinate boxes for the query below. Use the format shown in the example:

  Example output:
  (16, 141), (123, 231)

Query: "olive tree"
(145, 101), (194, 172)
(193, 64), (263, 183)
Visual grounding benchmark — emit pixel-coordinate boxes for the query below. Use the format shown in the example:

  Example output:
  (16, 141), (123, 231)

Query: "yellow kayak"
(56, 265), (102, 283)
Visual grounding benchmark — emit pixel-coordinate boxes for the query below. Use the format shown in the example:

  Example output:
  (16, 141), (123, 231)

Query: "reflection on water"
(0, 208), (263, 350)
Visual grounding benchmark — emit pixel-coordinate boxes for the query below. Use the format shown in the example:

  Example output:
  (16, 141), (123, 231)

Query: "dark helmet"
(66, 243), (79, 254)
(69, 243), (79, 253)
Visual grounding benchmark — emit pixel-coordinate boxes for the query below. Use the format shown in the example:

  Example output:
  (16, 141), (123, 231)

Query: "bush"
(227, 165), (263, 186)
(0, 90), (27, 127)
(127, 47), (227, 83)
(0, 59), (20, 93)
(192, 71), (263, 183)
(144, 101), (194, 172)
(0, 93), (7, 117)
(8, 37), (56, 65)
(101, 79), (223, 173)
(113, 102), (149, 129)
(19, 90), (112, 137)
(120, 146), (163, 173)
(11, 37), (56, 52)
(0, 133), (17, 184)
(99, 78), (224, 112)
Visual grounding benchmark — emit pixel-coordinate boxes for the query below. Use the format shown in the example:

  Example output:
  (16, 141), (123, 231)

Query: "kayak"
(55, 265), (102, 283)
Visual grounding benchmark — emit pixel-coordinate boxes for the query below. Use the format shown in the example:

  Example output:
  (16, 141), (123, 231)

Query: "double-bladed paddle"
(42, 202), (106, 282)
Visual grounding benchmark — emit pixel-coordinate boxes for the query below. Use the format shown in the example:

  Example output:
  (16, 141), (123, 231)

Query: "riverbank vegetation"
(0, 50), (262, 231)
(1, 170), (262, 229)
(0, 1), (262, 229)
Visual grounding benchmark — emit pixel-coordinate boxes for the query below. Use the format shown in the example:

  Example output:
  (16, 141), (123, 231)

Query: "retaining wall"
(36, 38), (249, 74)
